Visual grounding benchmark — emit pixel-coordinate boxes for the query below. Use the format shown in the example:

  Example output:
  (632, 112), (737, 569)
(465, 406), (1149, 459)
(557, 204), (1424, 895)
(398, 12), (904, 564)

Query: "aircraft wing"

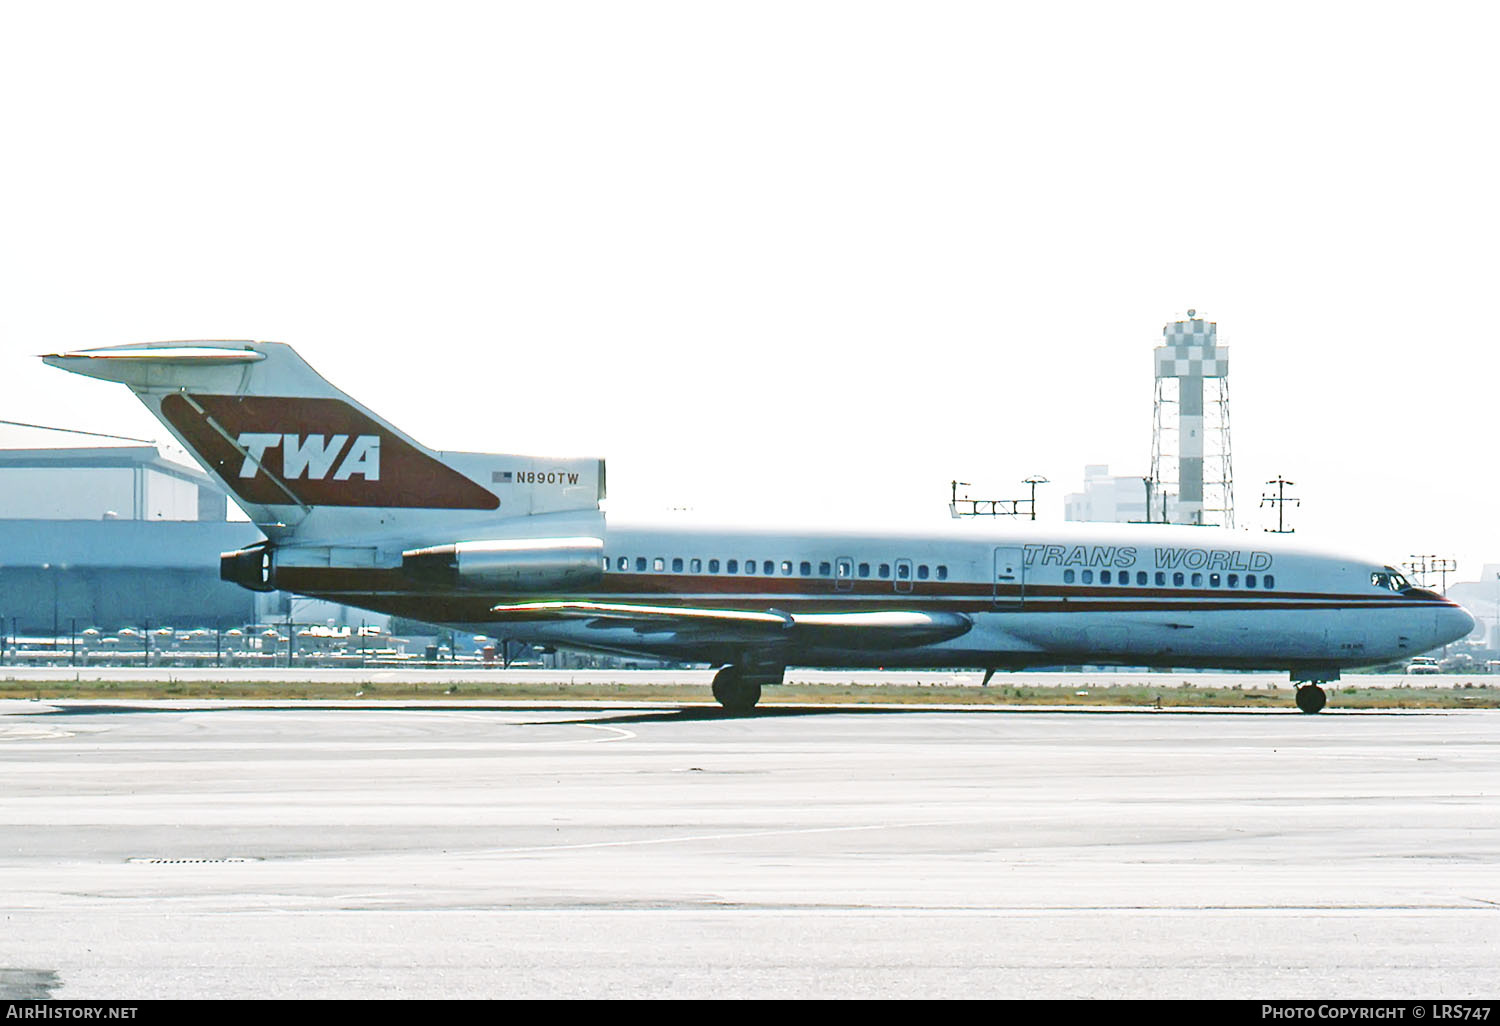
(488, 601), (975, 649)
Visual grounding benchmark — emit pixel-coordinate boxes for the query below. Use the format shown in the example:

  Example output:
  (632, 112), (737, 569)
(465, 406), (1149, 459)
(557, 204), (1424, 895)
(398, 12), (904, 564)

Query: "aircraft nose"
(1436, 603), (1476, 645)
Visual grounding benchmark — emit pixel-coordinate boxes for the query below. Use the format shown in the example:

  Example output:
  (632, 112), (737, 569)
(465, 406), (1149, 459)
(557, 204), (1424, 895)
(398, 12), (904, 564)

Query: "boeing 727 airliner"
(44, 340), (1475, 713)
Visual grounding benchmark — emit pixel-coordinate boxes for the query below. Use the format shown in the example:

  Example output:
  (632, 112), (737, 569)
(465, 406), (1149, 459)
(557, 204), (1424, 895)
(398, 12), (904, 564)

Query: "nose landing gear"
(1291, 669), (1338, 714)
(1295, 684), (1328, 714)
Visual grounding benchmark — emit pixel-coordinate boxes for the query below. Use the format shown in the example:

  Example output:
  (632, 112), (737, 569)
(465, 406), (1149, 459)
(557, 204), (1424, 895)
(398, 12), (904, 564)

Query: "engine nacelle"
(220, 542), (277, 592)
(402, 536), (604, 591)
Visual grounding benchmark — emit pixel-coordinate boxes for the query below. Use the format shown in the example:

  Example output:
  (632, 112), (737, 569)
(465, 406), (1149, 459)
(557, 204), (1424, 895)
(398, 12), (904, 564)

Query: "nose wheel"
(1295, 684), (1328, 714)
(1290, 670), (1337, 714)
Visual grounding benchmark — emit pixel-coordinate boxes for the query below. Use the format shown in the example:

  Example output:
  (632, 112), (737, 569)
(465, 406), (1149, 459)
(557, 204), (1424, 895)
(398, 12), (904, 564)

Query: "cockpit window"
(1372, 567), (1412, 592)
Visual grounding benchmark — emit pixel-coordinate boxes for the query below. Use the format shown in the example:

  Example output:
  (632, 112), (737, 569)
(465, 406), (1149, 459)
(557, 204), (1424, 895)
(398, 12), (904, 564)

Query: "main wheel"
(711, 666), (762, 713)
(1295, 684), (1327, 714)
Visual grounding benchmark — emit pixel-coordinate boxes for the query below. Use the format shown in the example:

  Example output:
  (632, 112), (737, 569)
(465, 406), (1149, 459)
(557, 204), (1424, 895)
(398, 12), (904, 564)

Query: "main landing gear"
(711, 661), (785, 714)
(1291, 670), (1338, 714)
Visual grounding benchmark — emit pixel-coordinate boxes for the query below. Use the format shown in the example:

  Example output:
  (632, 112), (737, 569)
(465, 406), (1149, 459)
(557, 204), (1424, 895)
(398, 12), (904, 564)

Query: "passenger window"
(781, 561), (792, 575)
(897, 563), (910, 579)
(690, 558), (702, 573)
(763, 560), (774, 575)
(819, 561), (832, 576)
(1264, 574), (1275, 589)
(654, 557), (665, 572)
(709, 559), (720, 573)
(1191, 573), (1203, 587)
(1155, 572), (1165, 586)
(1227, 573), (1238, 588)
(800, 561), (811, 576)
(727, 559), (738, 574)
(635, 557), (647, 572)
(618, 557), (628, 571)
(1120, 573), (1130, 587)
(672, 557), (683, 573)
(746, 561), (757, 575)
(1064, 569), (1075, 584)
(879, 563), (890, 578)
(858, 562), (870, 578)
(1173, 572), (1184, 587)
(937, 566), (948, 580)
(1209, 573), (1221, 587)
(1082, 570), (1094, 584)
(918, 565), (929, 580)
(1137, 571), (1147, 586)
(1101, 570), (1112, 584)
(1246, 574), (1256, 588)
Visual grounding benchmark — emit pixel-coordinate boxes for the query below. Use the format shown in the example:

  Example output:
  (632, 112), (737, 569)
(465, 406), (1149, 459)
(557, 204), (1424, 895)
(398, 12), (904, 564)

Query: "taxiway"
(0, 699), (1495, 999)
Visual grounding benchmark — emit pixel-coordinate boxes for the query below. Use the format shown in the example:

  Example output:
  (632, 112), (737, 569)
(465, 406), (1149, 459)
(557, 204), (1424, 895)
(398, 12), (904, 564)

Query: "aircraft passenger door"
(894, 558), (913, 594)
(835, 557), (854, 592)
(993, 546), (1025, 609)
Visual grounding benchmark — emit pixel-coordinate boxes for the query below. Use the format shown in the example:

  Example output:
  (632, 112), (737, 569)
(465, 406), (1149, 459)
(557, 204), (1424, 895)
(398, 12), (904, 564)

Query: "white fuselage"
(498, 516), (1473, 672)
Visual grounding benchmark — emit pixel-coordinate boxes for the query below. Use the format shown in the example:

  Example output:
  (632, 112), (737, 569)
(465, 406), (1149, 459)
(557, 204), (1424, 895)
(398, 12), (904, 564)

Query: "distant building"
(0, 425), (393, 639)
(0, 445), (228, 522)
(1064, 465), (1185, 524)
(1, 517), (265, 634)
(0, 433), (265, 634)
(1064, 465), (1154, 523)
(1445, 565), (1499, 646)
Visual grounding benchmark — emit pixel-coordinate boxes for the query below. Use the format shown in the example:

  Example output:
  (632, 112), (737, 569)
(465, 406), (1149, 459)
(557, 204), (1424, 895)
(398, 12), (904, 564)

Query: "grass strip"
(3, 680), (1498, 708)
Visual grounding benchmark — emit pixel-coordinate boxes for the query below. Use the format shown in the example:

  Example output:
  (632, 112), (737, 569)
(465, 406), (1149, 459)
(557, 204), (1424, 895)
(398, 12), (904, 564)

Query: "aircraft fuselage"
(270, 517), (1472, 674)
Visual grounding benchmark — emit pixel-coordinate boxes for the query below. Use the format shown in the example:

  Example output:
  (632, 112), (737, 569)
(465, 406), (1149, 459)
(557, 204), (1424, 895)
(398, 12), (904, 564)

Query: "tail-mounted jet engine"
(402, 537), (604, 591)
(220, 542), (278, 592)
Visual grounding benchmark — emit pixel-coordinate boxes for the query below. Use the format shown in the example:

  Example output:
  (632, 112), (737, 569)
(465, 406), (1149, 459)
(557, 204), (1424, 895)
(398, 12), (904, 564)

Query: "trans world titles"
(1024, 544), (1275, 572)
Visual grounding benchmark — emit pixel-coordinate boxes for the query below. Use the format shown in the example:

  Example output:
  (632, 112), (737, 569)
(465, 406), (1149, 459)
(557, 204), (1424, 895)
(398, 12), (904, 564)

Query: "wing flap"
(791, 610), (974, 649)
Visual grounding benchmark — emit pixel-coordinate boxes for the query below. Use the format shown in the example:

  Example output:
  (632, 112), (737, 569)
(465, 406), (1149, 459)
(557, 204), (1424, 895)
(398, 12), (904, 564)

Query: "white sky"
(2, 1), (1496, 583)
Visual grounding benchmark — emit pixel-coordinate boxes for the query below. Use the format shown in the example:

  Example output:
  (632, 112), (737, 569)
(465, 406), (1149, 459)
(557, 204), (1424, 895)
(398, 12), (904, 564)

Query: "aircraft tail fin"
(42, 341), (604, 541)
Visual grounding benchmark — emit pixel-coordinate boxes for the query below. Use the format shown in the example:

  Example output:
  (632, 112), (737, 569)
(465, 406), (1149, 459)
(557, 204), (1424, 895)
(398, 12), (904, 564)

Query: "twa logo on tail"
(237, 433), (381, 481)
(159, 393), (499, 510)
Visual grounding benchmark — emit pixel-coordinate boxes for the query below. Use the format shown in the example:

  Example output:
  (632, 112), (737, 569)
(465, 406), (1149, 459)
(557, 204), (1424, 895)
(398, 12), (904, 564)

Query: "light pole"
(1023, 476), (1049, 521)
(1260, 476), (1298, 533)
(42, 563), (59, 655)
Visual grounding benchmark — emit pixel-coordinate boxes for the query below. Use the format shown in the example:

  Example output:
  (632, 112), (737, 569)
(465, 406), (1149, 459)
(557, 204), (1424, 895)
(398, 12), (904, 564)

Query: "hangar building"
(0, 426), (264, 635)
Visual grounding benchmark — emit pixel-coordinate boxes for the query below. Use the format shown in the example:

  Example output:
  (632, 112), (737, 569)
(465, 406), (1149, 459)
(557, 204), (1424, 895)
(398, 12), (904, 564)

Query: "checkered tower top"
(1155, 313), (1228, 378)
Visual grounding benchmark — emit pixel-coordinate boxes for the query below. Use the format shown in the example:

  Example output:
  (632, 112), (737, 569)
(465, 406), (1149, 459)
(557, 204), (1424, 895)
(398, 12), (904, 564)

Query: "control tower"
(1149, 310), (1234, 527)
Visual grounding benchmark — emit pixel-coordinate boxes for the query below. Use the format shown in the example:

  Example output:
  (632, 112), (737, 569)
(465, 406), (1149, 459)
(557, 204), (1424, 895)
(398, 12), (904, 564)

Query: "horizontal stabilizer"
(43, 344), (265, 371)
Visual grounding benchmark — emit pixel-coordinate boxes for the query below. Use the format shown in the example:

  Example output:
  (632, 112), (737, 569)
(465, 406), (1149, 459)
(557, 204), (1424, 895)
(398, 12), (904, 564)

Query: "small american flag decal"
(492, 470), (513, 483)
